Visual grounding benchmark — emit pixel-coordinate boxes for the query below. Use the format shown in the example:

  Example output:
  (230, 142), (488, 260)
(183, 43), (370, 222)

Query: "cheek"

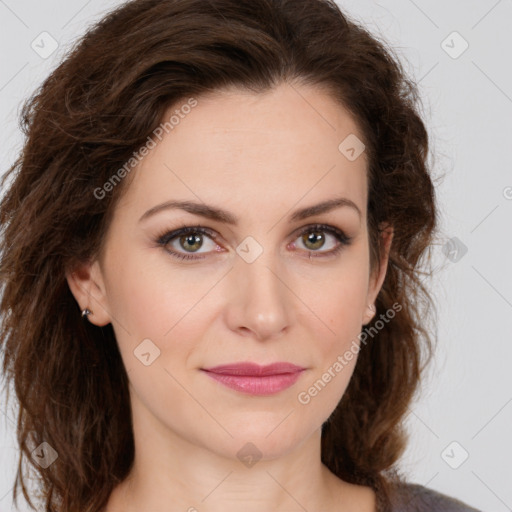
(300, 252), (369, 342)
(293, 251), (369, 403)
(103, 247), (223, 376)
(104, 243), (206, 334)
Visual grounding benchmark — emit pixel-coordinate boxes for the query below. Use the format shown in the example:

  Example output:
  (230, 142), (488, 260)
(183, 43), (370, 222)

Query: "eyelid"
(291, 223), (348, 240)
(155, 222), (352, 261)
(289, 223), (352, 255)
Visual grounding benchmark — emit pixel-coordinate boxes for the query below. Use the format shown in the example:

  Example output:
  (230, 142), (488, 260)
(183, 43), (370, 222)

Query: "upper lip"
(201, 362), (306, 376)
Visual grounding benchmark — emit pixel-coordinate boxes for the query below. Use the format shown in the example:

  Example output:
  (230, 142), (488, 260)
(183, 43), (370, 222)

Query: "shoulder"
(388, 482), (482, 512)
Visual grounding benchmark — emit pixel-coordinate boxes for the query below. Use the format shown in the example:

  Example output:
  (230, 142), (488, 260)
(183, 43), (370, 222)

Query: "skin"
(67, 82), (393, 512)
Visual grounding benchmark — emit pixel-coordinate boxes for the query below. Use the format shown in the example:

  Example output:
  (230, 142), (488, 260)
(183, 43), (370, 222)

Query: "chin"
(223, 424), (309, 462)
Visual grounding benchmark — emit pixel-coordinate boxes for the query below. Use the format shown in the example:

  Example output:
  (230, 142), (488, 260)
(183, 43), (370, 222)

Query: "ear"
(65, 259), (112, 327)
(362, 223), (394, 325)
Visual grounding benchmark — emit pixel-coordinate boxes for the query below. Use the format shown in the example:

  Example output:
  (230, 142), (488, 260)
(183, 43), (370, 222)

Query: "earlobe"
(65, 260), (112, 327)
(362, 303), (376, 326)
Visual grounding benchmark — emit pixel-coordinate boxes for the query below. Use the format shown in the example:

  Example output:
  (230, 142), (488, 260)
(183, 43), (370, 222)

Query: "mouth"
(200, 362), (306, 395)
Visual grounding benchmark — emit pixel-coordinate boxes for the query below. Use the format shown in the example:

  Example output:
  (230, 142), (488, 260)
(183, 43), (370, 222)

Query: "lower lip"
(201, 370), (304, 395)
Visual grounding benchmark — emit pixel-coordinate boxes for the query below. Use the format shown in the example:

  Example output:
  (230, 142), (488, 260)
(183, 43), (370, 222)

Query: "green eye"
(156, 223), (352, 262)
(301, 231), (326, 250)
(178, 233), (204, 252)
(293, 224), (351, 258)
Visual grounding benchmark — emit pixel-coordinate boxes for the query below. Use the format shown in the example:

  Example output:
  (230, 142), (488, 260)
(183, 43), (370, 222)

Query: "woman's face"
(68, 82), (391, 461)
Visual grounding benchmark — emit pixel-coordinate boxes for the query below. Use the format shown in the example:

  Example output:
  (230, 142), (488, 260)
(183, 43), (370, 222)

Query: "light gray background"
(1, 1), (511, 511)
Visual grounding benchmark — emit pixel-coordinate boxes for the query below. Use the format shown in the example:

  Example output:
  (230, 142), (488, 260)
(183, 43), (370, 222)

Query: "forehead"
(118, 83), (368, 221)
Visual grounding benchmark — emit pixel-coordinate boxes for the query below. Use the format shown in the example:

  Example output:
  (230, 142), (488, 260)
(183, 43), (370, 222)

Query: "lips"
(202, 362), (305, 376)
(200, 362), (306, 395)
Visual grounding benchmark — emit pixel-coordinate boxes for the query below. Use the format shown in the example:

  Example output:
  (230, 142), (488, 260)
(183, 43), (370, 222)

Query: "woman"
(0, 0), (481, 511)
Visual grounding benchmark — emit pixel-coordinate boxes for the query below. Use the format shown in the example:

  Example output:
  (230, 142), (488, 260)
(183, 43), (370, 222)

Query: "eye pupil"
(303, 231), (325, 250)
(180, 233), (203, 252)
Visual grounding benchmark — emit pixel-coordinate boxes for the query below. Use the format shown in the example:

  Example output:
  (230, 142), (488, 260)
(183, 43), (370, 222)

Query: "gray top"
(390, 483), (482, 512)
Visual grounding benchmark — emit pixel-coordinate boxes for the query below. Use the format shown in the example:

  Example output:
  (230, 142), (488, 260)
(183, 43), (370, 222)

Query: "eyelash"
(155, 223), (352, 262)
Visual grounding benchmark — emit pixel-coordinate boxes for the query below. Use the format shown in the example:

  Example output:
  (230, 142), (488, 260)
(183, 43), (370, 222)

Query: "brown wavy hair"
(0, 0), (439, 511)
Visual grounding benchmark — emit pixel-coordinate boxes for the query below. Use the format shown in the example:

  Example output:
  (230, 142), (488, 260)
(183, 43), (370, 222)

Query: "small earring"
(81, 308), (92, 318)
(368, 304), (375, 312)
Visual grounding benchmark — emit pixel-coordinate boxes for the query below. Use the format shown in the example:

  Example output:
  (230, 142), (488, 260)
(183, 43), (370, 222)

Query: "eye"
(155, 223), (352, 262)
(155, 225), (220, 261)
(290, 223), (352, 258)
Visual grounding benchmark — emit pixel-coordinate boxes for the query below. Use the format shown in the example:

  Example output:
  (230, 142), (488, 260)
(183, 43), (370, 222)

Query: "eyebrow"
(138, 197), (362, 224)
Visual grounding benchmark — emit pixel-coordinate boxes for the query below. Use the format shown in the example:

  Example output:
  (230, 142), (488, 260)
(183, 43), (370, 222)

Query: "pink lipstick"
(201, 362), (306, 395)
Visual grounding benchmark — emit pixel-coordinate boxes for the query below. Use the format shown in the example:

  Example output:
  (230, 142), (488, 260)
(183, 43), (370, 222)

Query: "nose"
(224, 248), (292, 341)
